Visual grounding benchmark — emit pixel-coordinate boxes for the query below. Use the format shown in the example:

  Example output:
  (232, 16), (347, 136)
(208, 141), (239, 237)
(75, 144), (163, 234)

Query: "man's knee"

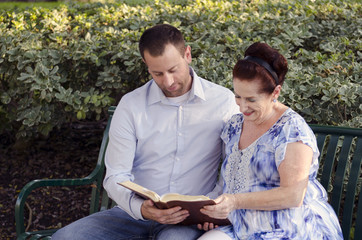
(52, 226), (78, 240)
(51, 209), (119, 240)
(156, 225), (204, 240)
(52, 208), (152, 240)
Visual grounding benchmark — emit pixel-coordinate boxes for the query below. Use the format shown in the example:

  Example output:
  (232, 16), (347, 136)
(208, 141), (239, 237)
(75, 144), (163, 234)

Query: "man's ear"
(184, 45), (192, 64)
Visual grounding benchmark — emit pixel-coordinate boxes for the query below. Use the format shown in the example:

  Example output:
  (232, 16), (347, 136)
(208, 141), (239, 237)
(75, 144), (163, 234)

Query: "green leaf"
(76, 111), (83, 120)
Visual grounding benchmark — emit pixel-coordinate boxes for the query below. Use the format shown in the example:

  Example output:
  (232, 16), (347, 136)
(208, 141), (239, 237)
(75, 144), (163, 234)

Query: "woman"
(198, 42), (343, 239)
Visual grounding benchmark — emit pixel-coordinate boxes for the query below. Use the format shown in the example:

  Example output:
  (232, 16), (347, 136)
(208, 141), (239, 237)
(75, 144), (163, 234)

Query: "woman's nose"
(236, 99), (247, 112)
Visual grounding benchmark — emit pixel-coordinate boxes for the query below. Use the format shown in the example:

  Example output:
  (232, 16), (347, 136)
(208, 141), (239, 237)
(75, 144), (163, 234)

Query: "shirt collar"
(147, 67), (206, 105)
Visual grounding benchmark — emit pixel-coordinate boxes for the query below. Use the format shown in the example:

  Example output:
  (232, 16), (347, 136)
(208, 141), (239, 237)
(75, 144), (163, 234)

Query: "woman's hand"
(197, 222), (218, 231)
(200, 194), (236, 220)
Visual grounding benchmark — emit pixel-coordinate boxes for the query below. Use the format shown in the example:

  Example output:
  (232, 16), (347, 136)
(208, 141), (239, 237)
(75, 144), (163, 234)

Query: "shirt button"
(175, 157), (180, 161)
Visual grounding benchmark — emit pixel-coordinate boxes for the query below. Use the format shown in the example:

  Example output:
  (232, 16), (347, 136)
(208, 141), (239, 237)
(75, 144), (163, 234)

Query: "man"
(52, 24), (238, 240)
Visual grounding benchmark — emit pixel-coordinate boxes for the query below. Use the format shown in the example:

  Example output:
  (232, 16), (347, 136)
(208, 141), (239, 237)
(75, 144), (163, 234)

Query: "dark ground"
(0, 122), (105, 239)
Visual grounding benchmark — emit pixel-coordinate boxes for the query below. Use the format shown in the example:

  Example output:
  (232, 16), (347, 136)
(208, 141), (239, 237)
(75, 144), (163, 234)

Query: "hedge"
(0, 0), (361, 140)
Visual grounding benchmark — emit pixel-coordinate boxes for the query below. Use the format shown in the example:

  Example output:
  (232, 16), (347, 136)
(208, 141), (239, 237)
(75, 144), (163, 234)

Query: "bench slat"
(354, 185), (362, 240)
(344, 138), (362, 240)
(331, 136), (353, 215)
(320, 135), (339, 190)
(100, 189), (111, 211)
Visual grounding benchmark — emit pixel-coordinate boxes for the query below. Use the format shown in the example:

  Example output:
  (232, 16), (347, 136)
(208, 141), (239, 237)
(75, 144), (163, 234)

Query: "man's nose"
(163, 73), (174, 87)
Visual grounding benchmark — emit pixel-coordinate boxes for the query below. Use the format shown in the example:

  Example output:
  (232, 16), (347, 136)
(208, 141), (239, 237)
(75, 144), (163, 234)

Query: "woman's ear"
(272, 85), (282, 100)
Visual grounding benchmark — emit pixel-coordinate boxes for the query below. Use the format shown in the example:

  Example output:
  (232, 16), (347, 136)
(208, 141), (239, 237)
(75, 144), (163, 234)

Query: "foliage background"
(0, 0), (361, 142)
(0, 0), (361, 239)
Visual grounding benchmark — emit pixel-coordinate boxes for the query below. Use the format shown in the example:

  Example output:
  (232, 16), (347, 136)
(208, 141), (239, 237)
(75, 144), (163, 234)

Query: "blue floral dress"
(218, 108), (343, 240)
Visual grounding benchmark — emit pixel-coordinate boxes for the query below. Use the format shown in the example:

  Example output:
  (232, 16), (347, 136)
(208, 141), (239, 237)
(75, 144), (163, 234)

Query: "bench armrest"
(15, 106), (115, 238)
(15, 166), (103, 236)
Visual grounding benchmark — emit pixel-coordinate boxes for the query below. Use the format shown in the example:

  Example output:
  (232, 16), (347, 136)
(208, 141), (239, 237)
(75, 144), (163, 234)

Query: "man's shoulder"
(199, 77), (228, 90)
(121, 80), (153, 102)
(198, 77), (233, 95)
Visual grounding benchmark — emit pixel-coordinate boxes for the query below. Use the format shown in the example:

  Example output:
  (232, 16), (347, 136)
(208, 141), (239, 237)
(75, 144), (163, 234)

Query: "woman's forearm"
(233, 181), (308, 211)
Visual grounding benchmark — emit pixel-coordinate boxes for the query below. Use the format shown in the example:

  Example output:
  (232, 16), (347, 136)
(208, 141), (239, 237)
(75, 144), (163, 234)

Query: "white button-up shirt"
(104, 68), (239, 220)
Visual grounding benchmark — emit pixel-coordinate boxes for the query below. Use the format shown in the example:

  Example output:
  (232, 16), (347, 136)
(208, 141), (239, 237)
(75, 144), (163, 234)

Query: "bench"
(15, 106), (362, 239)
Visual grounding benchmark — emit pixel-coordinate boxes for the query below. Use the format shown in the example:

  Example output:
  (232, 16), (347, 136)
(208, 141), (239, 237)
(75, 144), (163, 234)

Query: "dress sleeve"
(221, 114), (242, 144)
(221, 121), (230, 144)
(274, 114), (319, 169)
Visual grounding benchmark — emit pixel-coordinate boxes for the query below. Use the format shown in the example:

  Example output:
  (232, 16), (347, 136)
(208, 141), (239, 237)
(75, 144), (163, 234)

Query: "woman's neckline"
(238, 107), (291, 151)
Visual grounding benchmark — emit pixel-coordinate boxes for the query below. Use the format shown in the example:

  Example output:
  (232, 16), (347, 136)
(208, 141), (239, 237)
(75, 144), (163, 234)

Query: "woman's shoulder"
(276, 108), (315, 141)
(278, 108), (308, 127)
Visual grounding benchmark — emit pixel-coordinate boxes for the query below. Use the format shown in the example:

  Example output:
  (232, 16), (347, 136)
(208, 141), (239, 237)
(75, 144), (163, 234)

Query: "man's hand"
(141, 200), (190, 224)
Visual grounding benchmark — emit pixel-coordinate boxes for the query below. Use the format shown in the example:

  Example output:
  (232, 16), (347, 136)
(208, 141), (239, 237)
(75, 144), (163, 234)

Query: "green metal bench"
(15, 106), (362, 239)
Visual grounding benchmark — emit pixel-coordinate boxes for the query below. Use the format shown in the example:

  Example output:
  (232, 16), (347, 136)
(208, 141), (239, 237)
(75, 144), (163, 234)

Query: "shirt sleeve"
(224, 92), (240, 123)
(102, 97), (145, 220)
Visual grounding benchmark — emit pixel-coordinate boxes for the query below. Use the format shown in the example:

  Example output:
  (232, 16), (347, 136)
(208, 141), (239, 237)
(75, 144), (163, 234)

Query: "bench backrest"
(95, 107), (362, 239)
(310, 125), (362, 240)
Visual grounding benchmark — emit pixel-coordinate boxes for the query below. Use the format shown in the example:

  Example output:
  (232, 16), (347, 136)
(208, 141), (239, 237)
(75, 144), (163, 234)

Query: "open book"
(118, 181), (230, 226)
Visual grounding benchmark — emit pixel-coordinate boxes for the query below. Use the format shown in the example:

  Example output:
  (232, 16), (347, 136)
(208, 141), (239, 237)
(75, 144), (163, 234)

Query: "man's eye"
(234, 95), (241, 99)
(247, 98), (256, 102)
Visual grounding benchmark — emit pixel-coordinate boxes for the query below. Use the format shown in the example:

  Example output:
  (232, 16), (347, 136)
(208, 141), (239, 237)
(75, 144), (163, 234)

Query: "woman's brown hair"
(233, 42), (288, 94)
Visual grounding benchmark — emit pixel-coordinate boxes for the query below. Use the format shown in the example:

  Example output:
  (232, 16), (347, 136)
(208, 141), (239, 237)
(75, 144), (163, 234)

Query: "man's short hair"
(139, 24), (186, 59)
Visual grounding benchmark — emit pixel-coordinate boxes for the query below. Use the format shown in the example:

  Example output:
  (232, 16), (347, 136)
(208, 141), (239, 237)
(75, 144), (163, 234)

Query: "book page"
(160, 193), (211, 202)
(118, 181), (160, 202)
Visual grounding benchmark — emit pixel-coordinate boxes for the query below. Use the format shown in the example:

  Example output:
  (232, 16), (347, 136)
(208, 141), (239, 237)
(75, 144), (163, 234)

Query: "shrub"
(0, 0), (361, 140)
